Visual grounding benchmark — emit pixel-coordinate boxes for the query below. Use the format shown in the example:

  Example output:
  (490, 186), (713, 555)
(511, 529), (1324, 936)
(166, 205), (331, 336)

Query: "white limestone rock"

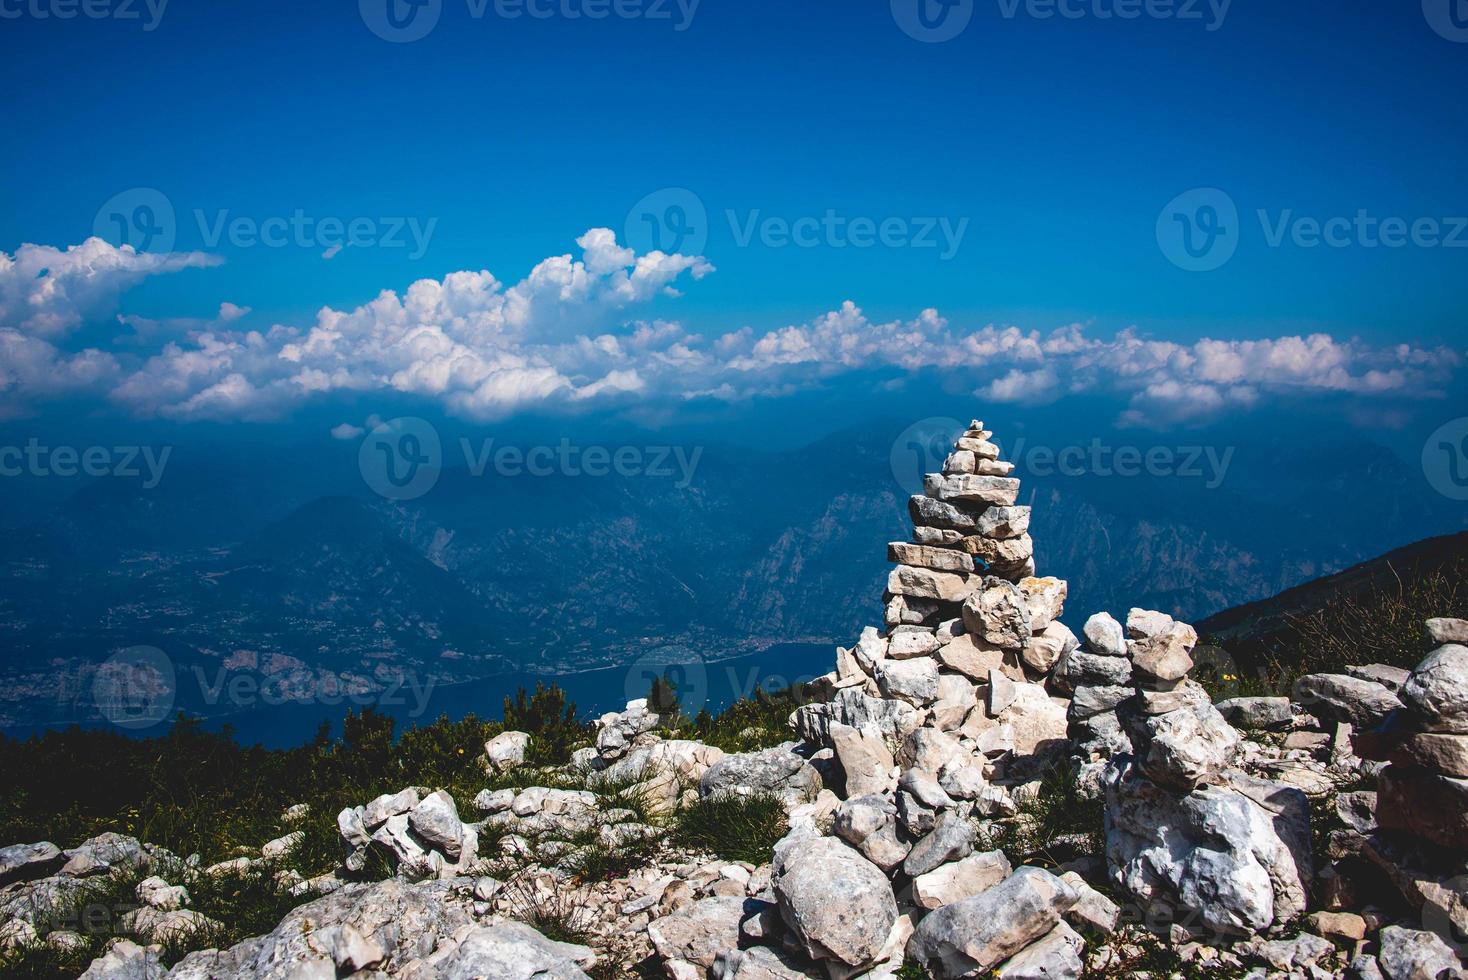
(772, 837), (897, 970)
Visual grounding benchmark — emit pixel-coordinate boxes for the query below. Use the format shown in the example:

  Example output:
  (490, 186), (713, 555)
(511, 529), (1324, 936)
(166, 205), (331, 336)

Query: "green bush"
(671, 791), (788, 864)
(502, 683), (592, 765)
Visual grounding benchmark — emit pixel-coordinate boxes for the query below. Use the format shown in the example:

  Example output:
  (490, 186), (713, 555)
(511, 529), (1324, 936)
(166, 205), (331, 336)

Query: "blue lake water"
(8, 642), (838, 750)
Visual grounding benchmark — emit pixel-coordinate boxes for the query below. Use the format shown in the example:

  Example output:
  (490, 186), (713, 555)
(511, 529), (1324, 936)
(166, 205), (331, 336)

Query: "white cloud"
(980, 367), (1060, 404)
(2, 230), (1461, 428)
(0, 238), (219, 339)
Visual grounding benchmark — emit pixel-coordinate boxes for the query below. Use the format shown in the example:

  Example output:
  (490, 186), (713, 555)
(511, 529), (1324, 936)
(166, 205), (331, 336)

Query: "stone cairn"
(765, 421), (1115, 980)
(1365, 619), (1468, 852)
(1101, 611), (1314, 940)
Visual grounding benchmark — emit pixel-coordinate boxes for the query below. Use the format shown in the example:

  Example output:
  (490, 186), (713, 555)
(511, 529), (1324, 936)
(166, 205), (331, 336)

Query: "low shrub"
(671, 791), (788, 864)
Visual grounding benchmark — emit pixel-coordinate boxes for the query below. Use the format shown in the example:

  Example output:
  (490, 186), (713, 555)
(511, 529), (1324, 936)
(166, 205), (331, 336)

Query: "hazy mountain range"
(0, 419), (1461, 733)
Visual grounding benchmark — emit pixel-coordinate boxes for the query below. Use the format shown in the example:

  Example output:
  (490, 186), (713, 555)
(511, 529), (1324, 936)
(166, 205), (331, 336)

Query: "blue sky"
(1, 0), (1465, 440)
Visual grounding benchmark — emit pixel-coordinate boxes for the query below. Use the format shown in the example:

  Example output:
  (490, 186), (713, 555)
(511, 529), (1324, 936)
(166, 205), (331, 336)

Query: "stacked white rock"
(338, 787), (482, 881)
(1363, 618), (1468, 852)
(1102, 610), (1314, 939)
(1057, 611), (1136, 785)
(751, 422), (1106, 980)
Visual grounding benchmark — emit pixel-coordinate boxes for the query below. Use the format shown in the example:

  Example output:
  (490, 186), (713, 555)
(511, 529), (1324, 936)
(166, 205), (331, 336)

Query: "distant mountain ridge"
(0, 420), (1461, 731)
(1195, 529), (1468, 667)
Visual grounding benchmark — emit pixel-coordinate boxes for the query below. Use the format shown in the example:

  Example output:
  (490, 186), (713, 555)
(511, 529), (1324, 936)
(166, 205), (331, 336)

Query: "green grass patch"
(671, 791), (788, 864)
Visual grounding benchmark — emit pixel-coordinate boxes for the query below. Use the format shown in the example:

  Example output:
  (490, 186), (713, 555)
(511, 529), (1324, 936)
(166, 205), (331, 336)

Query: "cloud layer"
(1, 232), (1460, 427)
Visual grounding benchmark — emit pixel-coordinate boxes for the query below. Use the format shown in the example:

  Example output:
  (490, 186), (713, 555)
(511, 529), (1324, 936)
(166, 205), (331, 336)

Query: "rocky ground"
(2, 420), (1466, 980)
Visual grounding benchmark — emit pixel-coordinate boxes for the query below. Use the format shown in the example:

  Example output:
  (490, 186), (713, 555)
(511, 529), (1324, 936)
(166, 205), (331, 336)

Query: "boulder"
(875, 658), (941, 707)
(907, 867), (1078, 979)
(1054, 649), (1133, 688)
(910, 851), (1011, 910)
(1346, 664), (1413, 692)
(829, 723), (898, 798)
(711, 946), (813, 980)
(924, 473), (1021, 508)
(1375, 925), (1463, 980)
(119, 908), (221, 945)
(896, 727), (966, 776)
(1129, 622), (1197, 685)
(1022, 621), (1078, 674)
(1082, 613), (1127, 658)
(996, 684), (1070, 758)
(1376, 765), (1468, 850)
(962, 534), (1034, 579)
(648, 896), (750, 969)
(1242, 933), (1335, 972)
(902, 813), (976, 878)
(1017, 577), (1067, 632)
(909, 496), (977, 533)
(408, 791), (465, 860)
(428, 920), (595, 979)
(887, 543), (974, 574)
(0, 842), (63, 886)
(897, 769), (953, 837)
(961, 580), (1032, 651)
(78, 939), (166, 980)
(1216, 696), (1293, 730)
(261, 831), (303, 861)
(700, 745), (822, 804)
(1389, 731), (1468, 777)
(484, 731), (531, 773)
(888, 565), (972, 603)
(772, 837), (897, 969)
(993, 921), (1084, 980)
(888, 627), (940, 659)
(1426, 618), (1468, 646)
(1068, 685), (1132, 721)
(136, 875), (189, 911)
(1126, 608), (1175, 639)
(60, 833), (147, 877)
(792, 688), (921, 745)
(936, 634), (1021, 683)
(600, 739), (726, 813)
(833, 795), (911, 872)
(362, 789), (421, 830)
(1104, 760), (1311, 936)
(1141, 701), (1241, 790)
(1293, 673), (1403, 728)
(975, 506), (1029, 539)
(166, 878), (591, 980)
(1057, 871), (1121, 933)
(1401, 644), (1468, 731)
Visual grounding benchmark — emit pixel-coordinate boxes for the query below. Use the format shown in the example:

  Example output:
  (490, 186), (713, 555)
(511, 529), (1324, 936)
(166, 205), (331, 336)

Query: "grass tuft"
(670, 791), (788, 864)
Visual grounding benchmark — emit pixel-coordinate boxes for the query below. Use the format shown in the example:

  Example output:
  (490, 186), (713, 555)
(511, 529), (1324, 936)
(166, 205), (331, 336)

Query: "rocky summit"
(4, 419), (1468, 980)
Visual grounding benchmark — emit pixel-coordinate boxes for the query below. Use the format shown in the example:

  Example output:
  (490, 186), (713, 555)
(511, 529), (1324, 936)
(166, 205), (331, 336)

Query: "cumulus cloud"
(1, 230), (1460, 427)
(0, 238), (219, 339)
